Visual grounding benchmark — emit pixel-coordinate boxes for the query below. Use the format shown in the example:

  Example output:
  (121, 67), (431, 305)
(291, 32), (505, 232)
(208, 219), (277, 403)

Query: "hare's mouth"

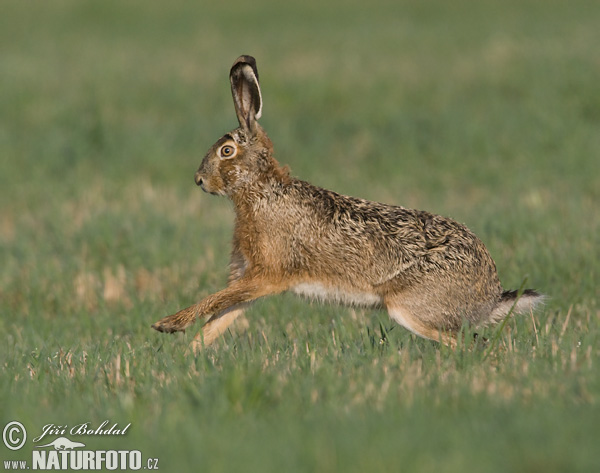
(194, 173), (224, 196)
(194, 171), (203, 187)
(194, 173), (211, 193)
(197, 180), (213, 195)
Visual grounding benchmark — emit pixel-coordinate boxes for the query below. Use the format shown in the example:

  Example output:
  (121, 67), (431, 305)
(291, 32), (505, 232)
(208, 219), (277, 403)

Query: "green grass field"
(2, 0), (599, 471)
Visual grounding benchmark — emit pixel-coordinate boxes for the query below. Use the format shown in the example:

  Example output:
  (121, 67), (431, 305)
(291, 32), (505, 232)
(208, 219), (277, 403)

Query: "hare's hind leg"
(386, 303), (457, 347)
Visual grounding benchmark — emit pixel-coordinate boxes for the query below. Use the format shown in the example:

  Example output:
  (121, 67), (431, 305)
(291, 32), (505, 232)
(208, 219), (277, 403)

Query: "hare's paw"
(151, 314), (183, 333)
(152, 307), (198, 333)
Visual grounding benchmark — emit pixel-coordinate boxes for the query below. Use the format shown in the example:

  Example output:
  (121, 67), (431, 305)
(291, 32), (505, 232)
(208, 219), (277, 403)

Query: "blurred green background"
(1, 1), (599, 471)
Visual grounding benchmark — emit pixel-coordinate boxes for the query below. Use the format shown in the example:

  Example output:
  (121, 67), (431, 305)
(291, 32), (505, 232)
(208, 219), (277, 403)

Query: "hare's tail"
(488, 289), (545, 324)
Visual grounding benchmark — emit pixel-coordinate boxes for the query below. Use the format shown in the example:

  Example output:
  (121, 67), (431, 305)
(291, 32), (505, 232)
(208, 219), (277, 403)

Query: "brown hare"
(152, 55), (543, 348)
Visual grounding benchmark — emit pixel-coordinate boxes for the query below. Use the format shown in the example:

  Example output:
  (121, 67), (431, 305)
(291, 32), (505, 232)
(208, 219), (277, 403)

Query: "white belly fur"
(291, 282), (382, 307)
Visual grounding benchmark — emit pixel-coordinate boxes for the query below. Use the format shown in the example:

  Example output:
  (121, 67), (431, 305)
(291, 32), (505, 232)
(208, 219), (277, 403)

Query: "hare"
(152, 55), (544, 348)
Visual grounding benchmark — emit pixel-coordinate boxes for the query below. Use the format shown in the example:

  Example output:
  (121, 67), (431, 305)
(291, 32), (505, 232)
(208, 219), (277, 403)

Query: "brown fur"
(152, 55), (544, 348)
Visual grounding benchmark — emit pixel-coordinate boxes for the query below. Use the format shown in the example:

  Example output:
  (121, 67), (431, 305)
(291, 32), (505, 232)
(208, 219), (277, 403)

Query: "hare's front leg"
(187, 302), (250, 351)
(152, 277), (277, 334)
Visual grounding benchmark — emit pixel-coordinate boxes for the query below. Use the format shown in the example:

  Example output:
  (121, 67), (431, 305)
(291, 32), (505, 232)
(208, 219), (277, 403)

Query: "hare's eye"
(219, 145), (236, 158)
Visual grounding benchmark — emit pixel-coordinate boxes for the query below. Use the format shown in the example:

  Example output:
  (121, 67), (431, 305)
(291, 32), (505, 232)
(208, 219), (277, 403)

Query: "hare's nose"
(194, 172), (203, 186)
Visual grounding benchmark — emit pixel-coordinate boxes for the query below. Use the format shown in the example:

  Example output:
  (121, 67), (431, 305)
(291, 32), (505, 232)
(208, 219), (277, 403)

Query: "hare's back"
(286, 181), (496, 283)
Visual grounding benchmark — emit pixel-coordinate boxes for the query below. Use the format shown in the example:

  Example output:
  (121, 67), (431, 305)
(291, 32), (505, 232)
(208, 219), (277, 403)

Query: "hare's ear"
(230, 55), (263, 135)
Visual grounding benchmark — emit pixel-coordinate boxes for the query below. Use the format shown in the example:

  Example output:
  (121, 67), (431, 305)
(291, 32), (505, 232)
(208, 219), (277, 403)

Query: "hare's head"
(195, 56), (277, 196)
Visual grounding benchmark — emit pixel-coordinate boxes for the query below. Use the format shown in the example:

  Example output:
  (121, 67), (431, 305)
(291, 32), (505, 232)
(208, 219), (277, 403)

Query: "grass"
(1, 0), (599, 471)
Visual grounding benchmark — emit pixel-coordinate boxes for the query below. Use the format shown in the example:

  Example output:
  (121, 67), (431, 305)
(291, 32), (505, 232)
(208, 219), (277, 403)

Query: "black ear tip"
(234, 55), (256, 67)
(231, 55), (259, 80)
